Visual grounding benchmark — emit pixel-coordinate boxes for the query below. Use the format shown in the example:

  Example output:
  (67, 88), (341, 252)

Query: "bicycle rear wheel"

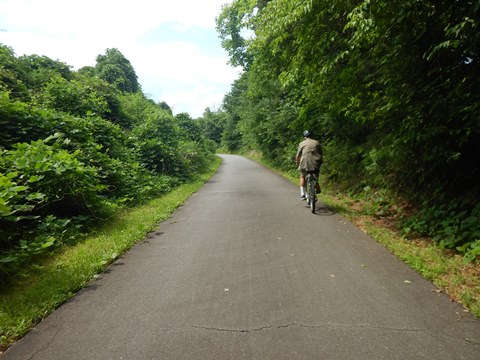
(307, 176), (316, 213)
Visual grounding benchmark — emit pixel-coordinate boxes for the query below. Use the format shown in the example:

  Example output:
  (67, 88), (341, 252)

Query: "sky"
(0, 0), (240, 118)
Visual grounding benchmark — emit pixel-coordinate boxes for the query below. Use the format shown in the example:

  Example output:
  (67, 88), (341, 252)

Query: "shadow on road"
(304, 203), (336, 216)
(146, 231), (164, 240)
(69, 261), (126, 303)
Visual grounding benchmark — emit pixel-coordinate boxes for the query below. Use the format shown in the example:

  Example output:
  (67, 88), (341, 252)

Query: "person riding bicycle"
(296, 130), (322, 199)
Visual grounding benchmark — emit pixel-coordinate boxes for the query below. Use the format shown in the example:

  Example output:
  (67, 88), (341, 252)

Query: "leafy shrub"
(0, 46), (215, 282)
(132, 110), (181, 175)
(322, 139), (365, 191)
(177, 140), (215, 178)
(402, 199), (480, 261)
(22, 113), (155, 204)
(0, 91), (54, 148)
(0, 140), (111, 278)
(38, 75), (109, 118)
(0, 45), (29, 100)
(17, 54), (72, 89)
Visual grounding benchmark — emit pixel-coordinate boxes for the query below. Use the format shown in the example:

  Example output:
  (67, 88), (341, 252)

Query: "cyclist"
(295, 130), (322, 199)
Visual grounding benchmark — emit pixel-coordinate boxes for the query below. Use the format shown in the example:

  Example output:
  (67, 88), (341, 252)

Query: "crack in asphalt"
(193, 322), (425, 333)
(192, 322), (480, 346)
(25, 328), (63, 360)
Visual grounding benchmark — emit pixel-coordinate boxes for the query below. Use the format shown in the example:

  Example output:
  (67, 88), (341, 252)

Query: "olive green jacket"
(296, 138), (322, 171)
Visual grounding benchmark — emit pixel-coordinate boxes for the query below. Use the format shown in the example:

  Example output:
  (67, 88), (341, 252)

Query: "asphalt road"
(3, 155), (480, 359)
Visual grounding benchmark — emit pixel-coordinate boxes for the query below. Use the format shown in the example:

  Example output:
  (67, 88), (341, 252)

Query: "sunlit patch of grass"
(0, 156), (221, 352)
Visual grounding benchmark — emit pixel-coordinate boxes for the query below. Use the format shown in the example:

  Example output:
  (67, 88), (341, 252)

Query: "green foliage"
(38, 75), (109, 118)
(216, 0), (480, 260)
(0, 140), (108, 275)
(0, 91), (50, 148)
(402, 200), (480, 257)
(133, 109), (215, 178)
(197, 108), (227, 146)
(132, 109), (180, 175)
(174, 112), (216, 172)
(175, 113), (201, 140)
(17, 53), (72, 90)
(0, 45), (28, 100)
(216, 0), (257, 68)
(220, 75), (247, 152)
(0, 45), (215, 281)
(1, 140), (105, 216)
(159, 101), (173, 115)
(95, 48), (139, 93)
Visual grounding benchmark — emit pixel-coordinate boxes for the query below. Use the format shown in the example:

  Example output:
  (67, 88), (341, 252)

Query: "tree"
(175, 113), (201, 141)
(17, 53), (72, 90)
(197, 108), (227, 145)
(95, 48), (139, 93)
(0, 44), (28, 99)
(159, 101), (173, 115)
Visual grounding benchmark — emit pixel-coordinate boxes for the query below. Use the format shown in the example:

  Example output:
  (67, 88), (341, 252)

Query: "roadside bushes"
(0, 127), (178, 278)
(0, 140), (106, 272)
(0, 45), (215, 281)
(402, 200), (480, 262)
(0, 92), (52, 148)
(0, 107), (179, 279)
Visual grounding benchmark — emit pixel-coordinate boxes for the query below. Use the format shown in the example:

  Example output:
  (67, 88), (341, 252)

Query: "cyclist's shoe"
(299, 194), (306, 200)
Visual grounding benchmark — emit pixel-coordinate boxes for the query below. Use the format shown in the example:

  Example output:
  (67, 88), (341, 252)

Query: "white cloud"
(0, 0), (237, 118)
(131, 41), (238, 84)
(130, 40), (240, 117)
(160, 85), (227, 118)
(1, 0), (227, 35)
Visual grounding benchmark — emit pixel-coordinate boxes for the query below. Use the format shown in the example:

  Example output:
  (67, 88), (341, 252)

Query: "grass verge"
(0, 156), (222, 352)
(246, 152), (480, 317)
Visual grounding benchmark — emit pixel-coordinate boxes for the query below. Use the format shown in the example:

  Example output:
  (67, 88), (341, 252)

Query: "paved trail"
(3, 155), (480, 359)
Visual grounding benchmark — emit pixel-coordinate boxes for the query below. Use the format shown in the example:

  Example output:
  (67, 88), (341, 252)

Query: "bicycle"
(305, 171), (317, 213)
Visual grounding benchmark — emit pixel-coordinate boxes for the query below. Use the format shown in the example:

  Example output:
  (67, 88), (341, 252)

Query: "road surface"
(3, 155), (480, 359)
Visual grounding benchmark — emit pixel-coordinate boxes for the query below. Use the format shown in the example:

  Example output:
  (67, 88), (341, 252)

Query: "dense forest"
(211, 0), (479, 260)
(0, 45), (215, 281)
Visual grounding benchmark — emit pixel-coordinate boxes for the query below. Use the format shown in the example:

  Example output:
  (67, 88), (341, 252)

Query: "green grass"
(0, 156), (221, 352)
